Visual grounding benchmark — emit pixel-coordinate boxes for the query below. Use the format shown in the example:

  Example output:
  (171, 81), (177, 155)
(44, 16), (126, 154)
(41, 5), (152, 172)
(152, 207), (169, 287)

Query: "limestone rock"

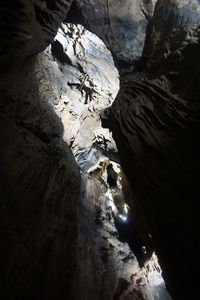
(0, 1), (81, 299)
(1, 1), (200, 299)
(105, 1), (200, 299)
(42, 23), (119, 169)
(76, 161), (172, 300)
(73, 0), (158, 62)
(0, 0), (73, 74)
(39, 22), (171, 300)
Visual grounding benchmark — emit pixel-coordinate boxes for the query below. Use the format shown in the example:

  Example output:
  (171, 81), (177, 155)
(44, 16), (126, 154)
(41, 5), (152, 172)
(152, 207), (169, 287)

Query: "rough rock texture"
(40, 23), (172, 300)
(104, 0), (200, 299)
(76, 164), (172, 300)
(43, 23), (119, 156)
(1, 0), (200, 299)
(68, 0), (157, 62)
(0, 0), (73, 74)
(0, 5), (172, 296)
(0, 1), (81, 299)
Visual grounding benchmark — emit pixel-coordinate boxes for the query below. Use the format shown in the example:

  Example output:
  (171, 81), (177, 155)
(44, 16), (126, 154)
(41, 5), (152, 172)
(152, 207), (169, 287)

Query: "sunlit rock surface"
(42, 23), (119, 159)
(37, 22), (172, 300)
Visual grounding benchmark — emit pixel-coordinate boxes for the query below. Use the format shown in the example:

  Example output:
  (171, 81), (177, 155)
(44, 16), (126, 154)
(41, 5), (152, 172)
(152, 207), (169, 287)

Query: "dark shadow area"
(0, 57), (80, 299)
(113, 278), (129, 300)
(107, 164), (118, 188)
(113, 214), (151, 268)
(51, 40), (72, 65)
(46, 0), (59, 10)
(65, 1), (85, 25)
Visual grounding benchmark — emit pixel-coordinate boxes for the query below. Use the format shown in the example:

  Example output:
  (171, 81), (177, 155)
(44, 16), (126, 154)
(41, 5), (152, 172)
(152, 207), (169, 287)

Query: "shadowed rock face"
(105, 0), (200, 299)
(0, 1), (81, 299)
(69, 0), (156, 63)
(0, 0), (73, 74)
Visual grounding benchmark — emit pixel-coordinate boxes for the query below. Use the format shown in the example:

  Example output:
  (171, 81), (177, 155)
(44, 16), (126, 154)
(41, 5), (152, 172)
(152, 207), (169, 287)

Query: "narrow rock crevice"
(1, 1), (200, 300)
(43, 22), (171, 300)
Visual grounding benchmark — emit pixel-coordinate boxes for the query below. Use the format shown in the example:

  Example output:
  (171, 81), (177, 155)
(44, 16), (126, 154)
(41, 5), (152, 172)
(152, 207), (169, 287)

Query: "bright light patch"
(142, 246), (147, 254)
(124, 203), (129, 214)
(119, 214), (128, 222)
(105, 190), (117, 213)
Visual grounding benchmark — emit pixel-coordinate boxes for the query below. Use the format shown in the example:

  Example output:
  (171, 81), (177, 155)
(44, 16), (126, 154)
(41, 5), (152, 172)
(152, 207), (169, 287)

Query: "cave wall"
(105, 0), (200, 299)
(0, 1), (81, 299)
(0, 0), (73, 74)
(68, 0), (157, 63)
(1, 0), (200, 299)
(38, 23), (172, 299)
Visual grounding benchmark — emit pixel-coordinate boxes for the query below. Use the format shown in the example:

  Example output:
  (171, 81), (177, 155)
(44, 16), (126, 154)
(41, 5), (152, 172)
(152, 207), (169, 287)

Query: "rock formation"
(103, 1), (200, 299)
(67, 0), (157, 63)
(0, 1), (81, 299)
(1, 0), (200, 300)
(44, 23), (172, 300)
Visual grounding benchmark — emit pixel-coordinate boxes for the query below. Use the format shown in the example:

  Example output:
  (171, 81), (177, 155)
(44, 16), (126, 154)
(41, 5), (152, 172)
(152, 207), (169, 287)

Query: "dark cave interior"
(1, 1), (200, 300)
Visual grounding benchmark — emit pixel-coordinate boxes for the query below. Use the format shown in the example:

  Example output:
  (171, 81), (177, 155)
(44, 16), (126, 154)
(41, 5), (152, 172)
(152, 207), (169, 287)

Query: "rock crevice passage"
(1, 1), (200, 300)
(40, 22), (172, 300)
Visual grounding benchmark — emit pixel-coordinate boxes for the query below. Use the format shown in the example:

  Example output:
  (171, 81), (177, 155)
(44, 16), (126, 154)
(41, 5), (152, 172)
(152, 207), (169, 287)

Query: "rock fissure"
(1, 1), (200, 300)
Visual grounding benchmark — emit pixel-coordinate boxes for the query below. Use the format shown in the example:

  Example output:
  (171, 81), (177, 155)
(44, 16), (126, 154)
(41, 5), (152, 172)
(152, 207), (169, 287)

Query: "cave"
(0, 1), (200, 300)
